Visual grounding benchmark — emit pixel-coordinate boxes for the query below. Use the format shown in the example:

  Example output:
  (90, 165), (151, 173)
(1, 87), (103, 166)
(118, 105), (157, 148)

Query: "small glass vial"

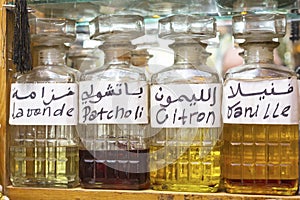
(222, 13), (299, 195)
(9, 18), (79, 188)
(150, 14), (222, 192)
(78, 15), (150, 189)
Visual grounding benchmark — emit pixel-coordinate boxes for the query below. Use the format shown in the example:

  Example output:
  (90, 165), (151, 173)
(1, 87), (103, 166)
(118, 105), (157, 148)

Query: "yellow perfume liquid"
(150, 128), (221, 192)
(9, 125), (79, 187)
(222, 124), (298, 195)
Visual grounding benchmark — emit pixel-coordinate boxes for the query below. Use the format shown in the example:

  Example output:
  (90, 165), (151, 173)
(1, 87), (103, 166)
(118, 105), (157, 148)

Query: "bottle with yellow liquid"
(9, 18), (79, 188)
(150, 14), (222, 192)
(222, 13), (299, 195)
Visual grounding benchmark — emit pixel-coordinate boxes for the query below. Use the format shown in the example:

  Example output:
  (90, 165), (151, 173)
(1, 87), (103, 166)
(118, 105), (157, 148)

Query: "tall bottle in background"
(222, 13), (299, 195)
(9, 18), (79, 188)
(78, 15), (150, 189)
(150, 15), (222, 192)
(67, 23), (103, 72)
(131, 49), (152, 82)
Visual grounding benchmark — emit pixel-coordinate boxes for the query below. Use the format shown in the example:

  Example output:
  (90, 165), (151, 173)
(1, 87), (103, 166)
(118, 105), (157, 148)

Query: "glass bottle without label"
(78, 15), (150, 189)
(9, 18), (80, 188)
(222, 13), (299, 195)
(131, 49), (152, 82)
(66, 23), (103, 72)
(150, 15), (222, 192)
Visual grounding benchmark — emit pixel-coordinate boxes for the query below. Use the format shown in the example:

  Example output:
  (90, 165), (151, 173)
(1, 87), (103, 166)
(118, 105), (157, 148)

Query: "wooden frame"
(0, 0), (8, 190)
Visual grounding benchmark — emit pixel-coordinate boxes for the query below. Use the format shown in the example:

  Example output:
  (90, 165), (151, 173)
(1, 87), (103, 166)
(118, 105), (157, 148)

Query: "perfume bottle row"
(7, 12), (299, 196)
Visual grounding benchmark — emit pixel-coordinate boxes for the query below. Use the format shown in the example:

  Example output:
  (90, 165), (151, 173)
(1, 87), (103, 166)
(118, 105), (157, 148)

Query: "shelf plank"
(6, 186), (300, 200)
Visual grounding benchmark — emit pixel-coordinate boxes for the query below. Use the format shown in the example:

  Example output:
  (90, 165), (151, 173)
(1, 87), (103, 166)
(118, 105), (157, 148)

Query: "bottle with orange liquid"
(222, 13), (299, 195)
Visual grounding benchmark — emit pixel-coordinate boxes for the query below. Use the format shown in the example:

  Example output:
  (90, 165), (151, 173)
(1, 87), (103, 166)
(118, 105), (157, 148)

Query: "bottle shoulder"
(14, 65), (78, 83)
(151, 64), (221, 84)
(80, 65), (146, 82)
(224, 63), (297, 80)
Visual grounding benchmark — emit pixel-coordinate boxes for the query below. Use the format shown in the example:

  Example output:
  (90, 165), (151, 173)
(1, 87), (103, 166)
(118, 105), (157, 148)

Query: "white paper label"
(9, 83), (78, 125)
(151, 84), (222, 128)
(222, 78), (299, 124)
(79, 81), (148, 124)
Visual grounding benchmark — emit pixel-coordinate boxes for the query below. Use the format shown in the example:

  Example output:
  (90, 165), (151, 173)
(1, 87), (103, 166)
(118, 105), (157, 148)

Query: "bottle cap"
(90, 14), (145, 41)
(30, 18), (76, 44)
(158, 14), (216, 41)
(232, 13), (286, 40)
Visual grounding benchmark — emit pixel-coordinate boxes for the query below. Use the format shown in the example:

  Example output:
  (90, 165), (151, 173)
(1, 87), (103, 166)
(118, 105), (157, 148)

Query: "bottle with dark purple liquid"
(78, 14), (150, 189)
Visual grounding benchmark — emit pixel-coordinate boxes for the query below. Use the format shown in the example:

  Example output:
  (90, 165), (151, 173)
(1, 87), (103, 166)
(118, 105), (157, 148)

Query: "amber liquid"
(10, 125), (79, 188)
(222, 124), (299, 195)
(79, 149), (150, 189)
(150, 128), (221, 192)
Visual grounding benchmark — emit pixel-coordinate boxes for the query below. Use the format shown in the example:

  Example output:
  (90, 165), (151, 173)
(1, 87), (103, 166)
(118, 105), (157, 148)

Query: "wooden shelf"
(5, 186), (300, 200)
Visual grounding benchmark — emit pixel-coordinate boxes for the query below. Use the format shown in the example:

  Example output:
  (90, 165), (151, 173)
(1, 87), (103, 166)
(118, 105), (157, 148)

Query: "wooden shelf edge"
(5, 186), (300, 200)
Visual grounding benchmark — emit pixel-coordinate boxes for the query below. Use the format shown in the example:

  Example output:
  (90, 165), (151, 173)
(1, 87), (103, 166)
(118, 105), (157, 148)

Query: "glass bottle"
(9, 18), (79, 188)
(78, 15), (150, 189)
(150, 14), (222, 192)
(222, 13), (299, 195)
(131, 49), (152, 82)
(66, 23), (103, 72)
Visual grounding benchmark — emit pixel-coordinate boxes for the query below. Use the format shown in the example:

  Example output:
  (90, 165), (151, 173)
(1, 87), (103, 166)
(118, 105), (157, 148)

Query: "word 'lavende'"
(9, 83), (78, 125)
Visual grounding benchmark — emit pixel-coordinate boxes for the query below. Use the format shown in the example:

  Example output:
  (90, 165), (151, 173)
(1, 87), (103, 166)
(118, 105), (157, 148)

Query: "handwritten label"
(151, 84), (222, 128)
(9, 83), (78, 125)
(222, 78), (299, 124)
(79, 81), (148, 124)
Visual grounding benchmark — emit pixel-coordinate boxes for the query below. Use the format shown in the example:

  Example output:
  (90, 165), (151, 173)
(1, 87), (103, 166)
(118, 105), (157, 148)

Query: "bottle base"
(151, 182), (219, 193)
(224, 179), (298, 196)
(80, 181), (150, 190)
(10, 178), (79, 188)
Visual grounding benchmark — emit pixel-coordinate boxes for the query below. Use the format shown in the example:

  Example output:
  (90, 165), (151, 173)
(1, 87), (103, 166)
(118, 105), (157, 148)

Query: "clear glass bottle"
(66, 23), (103, 72)
(78, 15), (150, 189)
(9, 18), (79, 188)
(131, 49), (152, 82)
(150, 14), (222, 192)
(222, 13), (299, 195)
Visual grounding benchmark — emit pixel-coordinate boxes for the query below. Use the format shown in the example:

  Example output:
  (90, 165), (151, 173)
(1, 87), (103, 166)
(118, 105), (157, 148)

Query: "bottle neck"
(101, 41), (134, 68)
(171, 40), (209, 68)
(32, 44), (66, 67)
(240, 41), (278, 64)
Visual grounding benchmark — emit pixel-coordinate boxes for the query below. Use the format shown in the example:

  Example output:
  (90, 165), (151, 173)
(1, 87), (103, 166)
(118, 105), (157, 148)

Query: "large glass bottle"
(9, 18), (79, 188)
(150, 15), (222, 192)
(222, 13), (299, 195)
(78, 15), (150, 189)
